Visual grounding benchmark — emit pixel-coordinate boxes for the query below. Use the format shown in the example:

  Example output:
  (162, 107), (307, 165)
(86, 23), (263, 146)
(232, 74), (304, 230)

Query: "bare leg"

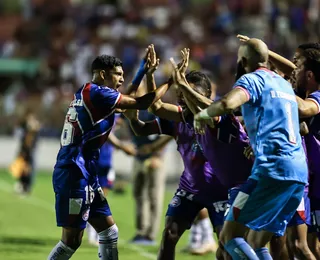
(287, 224), (316, 260)
(269, 234), (289, 260)
(308, 232), (320, 259)
(157, 216), (189, 260)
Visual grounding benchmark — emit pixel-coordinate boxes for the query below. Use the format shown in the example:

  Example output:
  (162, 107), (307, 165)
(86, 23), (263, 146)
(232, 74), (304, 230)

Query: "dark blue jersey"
(54, 82), (121, 180)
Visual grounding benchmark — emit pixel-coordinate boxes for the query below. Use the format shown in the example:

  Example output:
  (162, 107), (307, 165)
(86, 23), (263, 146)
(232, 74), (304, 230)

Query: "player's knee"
(219, 229), (231, 246)
(98, 224), (119, 243)
(162, 225), (179, 245)
(294, 240), (311, 254)
(216, 246), (224, 260)
(62, 236), (82, 250)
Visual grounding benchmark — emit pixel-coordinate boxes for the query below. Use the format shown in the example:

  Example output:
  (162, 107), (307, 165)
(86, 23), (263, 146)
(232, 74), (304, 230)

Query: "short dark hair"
(303, 48), (320, 84)
(91, 55), (122, 73)
(185, 70), (212, 98)
(298, 42), (320, 51)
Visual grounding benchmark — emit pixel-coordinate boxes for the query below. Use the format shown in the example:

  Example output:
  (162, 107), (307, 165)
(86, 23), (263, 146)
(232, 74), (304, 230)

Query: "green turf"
(0, 170), (215, 260)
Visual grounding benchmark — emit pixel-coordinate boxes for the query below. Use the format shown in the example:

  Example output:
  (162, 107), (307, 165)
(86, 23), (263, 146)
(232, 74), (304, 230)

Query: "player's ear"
(306, 70), (314, 82)
(99, 70), (106, 80)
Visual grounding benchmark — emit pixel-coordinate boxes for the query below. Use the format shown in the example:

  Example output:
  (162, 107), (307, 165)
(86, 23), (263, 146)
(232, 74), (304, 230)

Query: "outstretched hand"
(169, 56), (189, 88)
(178, 48), (190, 75)
(193, 113), (207, 135)
(145, 44), (160, 75)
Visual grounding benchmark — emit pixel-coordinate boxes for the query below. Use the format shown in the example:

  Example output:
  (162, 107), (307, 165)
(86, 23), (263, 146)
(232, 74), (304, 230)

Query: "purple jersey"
(305, 90), (320, 139)
(304, 134), (320, 198)
(303, 90), (320, 198)
(197, 115), (252, 188)
(55, 83), (121, 180)
(155, 112), (225, 199)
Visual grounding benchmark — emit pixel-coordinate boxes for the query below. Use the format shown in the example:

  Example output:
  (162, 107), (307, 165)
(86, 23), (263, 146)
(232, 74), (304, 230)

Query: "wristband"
(132, 59), (147, 86)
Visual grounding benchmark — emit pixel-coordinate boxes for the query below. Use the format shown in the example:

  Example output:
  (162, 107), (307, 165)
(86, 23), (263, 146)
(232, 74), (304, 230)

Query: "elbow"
(298, 107), (311, 119)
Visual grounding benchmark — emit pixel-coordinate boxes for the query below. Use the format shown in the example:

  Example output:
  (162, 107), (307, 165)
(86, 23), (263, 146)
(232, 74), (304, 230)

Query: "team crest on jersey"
(82, 208), (90, 221)
(170, 196), (181, 207)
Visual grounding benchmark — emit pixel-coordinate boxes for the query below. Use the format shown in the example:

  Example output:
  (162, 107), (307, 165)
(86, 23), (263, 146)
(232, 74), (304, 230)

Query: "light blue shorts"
(226, 176), (304, 236)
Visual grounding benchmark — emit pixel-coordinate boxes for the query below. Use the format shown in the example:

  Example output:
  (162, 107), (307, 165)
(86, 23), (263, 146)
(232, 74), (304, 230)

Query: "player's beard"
(235, 62), (246, 81)
(294, 77), (307, 99)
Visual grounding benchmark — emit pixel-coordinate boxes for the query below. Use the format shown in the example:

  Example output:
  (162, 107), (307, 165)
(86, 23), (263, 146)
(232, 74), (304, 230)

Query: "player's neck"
(91, 75), (104, 86)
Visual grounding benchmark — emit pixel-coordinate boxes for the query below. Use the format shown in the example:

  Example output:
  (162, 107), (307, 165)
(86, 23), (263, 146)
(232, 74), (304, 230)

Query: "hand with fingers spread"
(167, 48), (190, 86)
(169, 56), (189, 88)
(193, 114), (207, 135)
(178, 48), (190, 75)
(145, 44), (160, 75)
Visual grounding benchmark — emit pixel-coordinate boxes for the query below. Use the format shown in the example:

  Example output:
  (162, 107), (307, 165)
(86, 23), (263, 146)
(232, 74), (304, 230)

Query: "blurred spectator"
(0, 0), (320, 136)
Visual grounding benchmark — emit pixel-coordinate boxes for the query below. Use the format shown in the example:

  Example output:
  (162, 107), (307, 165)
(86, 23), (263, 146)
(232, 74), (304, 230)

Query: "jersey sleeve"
(154, 117), (176, 137)
(233, 73), (263, 103)
(307, 91), (320, 114)
(92, 87), (122, 110)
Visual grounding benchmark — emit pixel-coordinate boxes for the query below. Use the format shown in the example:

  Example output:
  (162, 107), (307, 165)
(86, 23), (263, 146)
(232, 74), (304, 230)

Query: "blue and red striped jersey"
(54, 82), (121, 180)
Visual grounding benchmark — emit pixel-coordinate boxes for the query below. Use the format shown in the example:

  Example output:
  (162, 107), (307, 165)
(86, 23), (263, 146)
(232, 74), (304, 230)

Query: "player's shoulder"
(308, 90), (320, 100)
(237, 70), (266, 84)
(90, 83), (119, 98)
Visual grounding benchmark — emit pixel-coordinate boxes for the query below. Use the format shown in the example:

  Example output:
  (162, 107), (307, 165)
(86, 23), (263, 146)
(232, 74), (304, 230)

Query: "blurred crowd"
(0, 0), (319, 136)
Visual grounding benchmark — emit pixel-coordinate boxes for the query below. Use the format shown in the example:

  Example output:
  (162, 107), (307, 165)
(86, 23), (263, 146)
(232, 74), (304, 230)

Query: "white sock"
(199, 218), (215, 244)
(47, 240), (75, 260)
(98, 224), (119, 260)
(87, 224), (98, 243)
(189, 223), (203, 249)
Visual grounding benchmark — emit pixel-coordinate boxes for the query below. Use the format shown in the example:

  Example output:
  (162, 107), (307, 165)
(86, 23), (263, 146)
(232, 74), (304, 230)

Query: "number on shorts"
(85, 186), (95, 204)
(60, 107), (78, 146)
(285, 102), (297, 144)
(213, 201), (228, 213)
(176, 190), (194, 201)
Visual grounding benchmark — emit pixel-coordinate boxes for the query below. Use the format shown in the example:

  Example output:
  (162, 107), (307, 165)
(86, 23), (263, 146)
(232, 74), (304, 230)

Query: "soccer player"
(194, 38), (308, 259)
(48, 48), (171, 260)
(124, 47), (227, 260)
(237, 35), (318, 259)
(291, 48), (320, 259)
(170, 51), (253, 259)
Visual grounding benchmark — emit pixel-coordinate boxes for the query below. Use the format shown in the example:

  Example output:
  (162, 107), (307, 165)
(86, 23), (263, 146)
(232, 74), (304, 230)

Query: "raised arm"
(175, 48), (213, 109)
(124, 46), (150, 96)
(142, 44), (185, 122)
(268, 50), (296, 77)
(193, 87), (249, 134)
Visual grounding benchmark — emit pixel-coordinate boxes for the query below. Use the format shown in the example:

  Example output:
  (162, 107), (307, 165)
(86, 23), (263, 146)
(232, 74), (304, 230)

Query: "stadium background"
(0, 0), (319, 259)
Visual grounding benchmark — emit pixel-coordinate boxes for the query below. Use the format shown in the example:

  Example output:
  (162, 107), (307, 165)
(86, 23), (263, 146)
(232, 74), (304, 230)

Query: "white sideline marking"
(0, 180), (157, 260)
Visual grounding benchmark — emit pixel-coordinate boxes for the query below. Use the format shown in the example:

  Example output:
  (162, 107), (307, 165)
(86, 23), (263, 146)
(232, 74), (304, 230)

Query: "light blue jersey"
(233, 68), (308, 184)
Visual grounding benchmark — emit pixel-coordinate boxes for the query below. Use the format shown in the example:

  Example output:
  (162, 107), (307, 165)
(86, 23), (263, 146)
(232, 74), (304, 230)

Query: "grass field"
(0, 170), (215, 260)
